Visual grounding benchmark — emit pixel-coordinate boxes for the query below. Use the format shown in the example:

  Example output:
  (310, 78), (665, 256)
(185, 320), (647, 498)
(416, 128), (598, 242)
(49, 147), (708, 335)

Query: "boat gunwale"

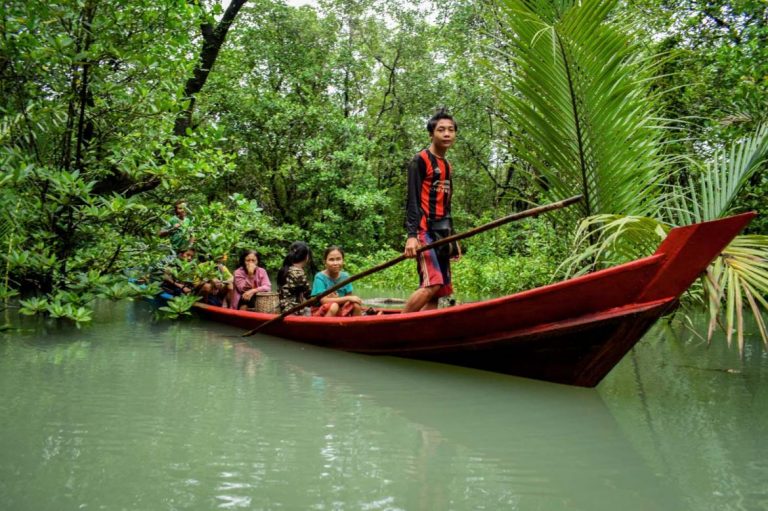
(194, 252), (667, 324)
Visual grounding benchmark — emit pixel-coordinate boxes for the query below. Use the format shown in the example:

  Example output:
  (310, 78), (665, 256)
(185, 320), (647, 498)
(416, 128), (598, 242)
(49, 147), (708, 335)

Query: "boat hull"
(193, 213), (754, 387)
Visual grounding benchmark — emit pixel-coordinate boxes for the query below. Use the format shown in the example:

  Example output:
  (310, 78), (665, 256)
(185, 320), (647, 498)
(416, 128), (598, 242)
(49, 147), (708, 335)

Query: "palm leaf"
(665, 123), (768, 225)
(702, 235), (768, 353)
(488, 0), (666, 222)
(565, 216), (768, 352)
(666, 125), (768, 352)
(561, 214), (668, 276)
(489, 0), (768, 353)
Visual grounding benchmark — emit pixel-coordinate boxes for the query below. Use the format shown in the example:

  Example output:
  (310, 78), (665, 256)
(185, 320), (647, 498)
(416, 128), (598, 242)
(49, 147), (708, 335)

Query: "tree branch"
(173, 0), (249, 137)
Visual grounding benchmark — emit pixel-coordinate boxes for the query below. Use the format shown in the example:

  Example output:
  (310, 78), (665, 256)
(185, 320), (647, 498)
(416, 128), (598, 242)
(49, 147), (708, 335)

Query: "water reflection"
(1, 301), (764, 510)
(600, 319), (768, 511)
(216, 331), (685, 511)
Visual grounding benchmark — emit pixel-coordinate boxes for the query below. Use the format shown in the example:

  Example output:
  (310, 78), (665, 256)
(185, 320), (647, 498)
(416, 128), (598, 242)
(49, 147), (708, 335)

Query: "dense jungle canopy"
(1, 0), (767, 347)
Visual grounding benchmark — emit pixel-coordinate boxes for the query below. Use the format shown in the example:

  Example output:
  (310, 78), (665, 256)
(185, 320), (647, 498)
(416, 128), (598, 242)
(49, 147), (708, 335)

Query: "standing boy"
(403, 110), (458, 312)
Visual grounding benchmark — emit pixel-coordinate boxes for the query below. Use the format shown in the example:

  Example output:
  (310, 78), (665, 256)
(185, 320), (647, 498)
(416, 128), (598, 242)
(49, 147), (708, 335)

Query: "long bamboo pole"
(243, 195), (582, 337)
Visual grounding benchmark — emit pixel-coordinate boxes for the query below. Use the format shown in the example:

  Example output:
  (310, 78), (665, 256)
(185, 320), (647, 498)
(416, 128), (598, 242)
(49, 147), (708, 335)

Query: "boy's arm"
(404, 157), (424, 238)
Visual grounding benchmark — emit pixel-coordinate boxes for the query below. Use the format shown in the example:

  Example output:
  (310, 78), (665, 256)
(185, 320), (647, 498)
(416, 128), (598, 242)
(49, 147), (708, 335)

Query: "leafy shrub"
(158, 294), (200, 319)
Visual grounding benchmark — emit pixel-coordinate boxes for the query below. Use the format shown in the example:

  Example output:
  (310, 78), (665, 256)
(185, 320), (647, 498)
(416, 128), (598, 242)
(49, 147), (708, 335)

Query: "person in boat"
(196, 253), (234, 307)
(161, 247), (197, 296)
(277, 241), (312, 316)
(402, 109), (460, 312)
(310, 246), (363, 317)
(157, 199), (194, 253)
(232, 249), (272, 310)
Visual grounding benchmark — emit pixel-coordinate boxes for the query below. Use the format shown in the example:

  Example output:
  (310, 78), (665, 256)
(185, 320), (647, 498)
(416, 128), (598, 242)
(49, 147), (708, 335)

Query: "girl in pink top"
(232, 250), (272, 310)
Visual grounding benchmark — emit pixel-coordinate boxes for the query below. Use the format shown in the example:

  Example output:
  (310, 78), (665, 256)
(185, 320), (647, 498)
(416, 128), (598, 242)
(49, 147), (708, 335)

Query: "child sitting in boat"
(161, 247), (197, 296)
(232, 249), (272, 310)
(196, 253), (233, 307)
(277, 241), (312, 315)
(311, 246), (363, 317)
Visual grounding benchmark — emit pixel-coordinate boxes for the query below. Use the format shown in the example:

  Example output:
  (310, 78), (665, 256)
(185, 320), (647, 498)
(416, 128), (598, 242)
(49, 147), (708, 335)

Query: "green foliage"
(46, 299), (93, 324)
(174, 193), (303, 273)
(346, 219), (568, 300)
(626, 0), (768, 141)
(452, 252), (556, 299)
(489, 0), (768, 353)
(0, 285), (20, 302)
(664, 123), (768, 225)
(98, 282), (137, 301)
(345, 249), (415, 292)
(19, 297), (49, 316)
(129, 281), (163, 300)
(488, 0), (667, 223)
(1, 0), (766, 357)
(560, 125), (768, 351)
(624, 0), (768, 230)
(158, 294), (199, 319)
(456, 219), (569, 297)
(563, 215), (669, 275)
(15, 272), (149, 323)
(704, 235), (768, 352)
(199, 1), (396, 250)
(0, 0), (235, 317)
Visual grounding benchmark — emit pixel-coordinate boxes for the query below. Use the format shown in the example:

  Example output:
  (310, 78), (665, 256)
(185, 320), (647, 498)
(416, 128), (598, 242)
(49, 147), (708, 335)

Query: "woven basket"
(254, 292), (280, 313)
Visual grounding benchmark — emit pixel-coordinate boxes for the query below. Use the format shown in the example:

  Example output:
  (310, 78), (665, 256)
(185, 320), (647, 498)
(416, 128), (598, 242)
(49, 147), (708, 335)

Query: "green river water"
(1, 300), (766, 511)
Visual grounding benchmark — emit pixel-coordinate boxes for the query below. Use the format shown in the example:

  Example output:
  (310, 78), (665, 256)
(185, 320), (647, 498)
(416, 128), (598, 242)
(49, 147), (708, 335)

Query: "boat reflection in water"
(221, 331), (685, 511)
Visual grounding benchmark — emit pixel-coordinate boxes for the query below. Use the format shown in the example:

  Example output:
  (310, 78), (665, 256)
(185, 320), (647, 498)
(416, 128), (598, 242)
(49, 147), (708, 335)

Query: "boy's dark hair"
(426, 109), (458, 135)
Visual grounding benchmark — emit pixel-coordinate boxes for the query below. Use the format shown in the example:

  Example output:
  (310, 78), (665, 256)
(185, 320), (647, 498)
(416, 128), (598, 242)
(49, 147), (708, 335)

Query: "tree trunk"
(62, 1), (98, 172)
(173, 0), (249, 137)
(108, 0), (249, 197)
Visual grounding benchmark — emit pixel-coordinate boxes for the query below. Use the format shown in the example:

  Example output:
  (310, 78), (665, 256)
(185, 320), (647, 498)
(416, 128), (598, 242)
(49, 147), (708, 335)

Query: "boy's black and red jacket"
(405, 149), (453, 237)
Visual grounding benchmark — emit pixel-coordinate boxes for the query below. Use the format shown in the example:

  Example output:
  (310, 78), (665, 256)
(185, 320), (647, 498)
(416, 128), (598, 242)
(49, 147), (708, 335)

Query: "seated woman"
(232, 249), (271, 310)
(277, 241), (312, 315)
(311, 246), (362, 317)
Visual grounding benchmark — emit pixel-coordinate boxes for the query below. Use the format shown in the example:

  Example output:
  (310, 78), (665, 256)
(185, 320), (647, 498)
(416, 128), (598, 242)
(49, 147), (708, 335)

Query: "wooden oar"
(243, 194), (582, 337)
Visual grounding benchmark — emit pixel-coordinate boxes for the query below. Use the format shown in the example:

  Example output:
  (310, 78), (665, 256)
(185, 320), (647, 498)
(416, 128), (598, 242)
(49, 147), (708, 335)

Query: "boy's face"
(430, 119), (457, 151)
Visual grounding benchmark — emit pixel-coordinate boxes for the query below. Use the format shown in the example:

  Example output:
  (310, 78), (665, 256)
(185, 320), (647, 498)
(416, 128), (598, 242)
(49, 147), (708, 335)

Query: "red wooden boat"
(194, 212), (754, 387)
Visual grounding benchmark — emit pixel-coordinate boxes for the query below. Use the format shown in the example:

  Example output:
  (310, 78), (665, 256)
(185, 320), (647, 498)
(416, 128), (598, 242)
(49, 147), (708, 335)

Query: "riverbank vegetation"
(1, 0), (766, 349)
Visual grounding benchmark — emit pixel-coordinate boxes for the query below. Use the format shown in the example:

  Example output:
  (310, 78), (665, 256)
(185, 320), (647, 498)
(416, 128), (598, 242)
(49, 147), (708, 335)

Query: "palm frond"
(564, 217), (768, 352)
(703, 235), (768, 353)
(665, 123), (768, 225)
(560, 214), (669, 276)
(488, 0), (666, 222)
(488, 0), (767, 354)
